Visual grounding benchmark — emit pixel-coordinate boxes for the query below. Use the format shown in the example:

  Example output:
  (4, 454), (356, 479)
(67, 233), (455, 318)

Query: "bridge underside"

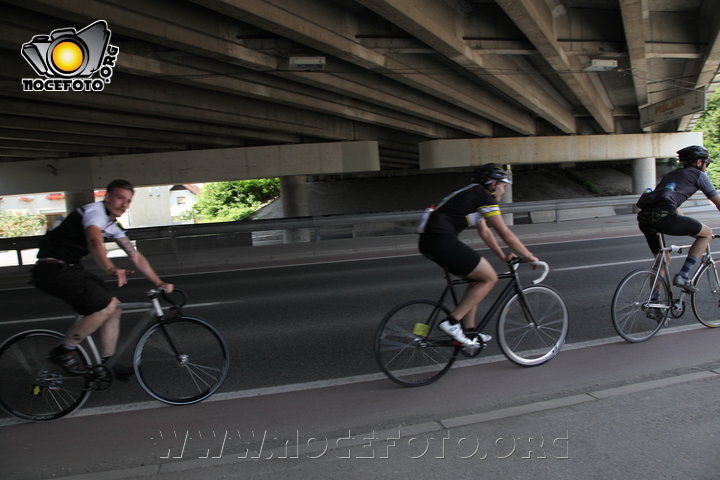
(0, 0), (718, 189)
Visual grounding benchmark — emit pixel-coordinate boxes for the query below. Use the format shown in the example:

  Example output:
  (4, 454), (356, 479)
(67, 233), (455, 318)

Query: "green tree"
(0, 211), (47, 237)
(694, 90), (720, 185)
(189, 179), (280, 223)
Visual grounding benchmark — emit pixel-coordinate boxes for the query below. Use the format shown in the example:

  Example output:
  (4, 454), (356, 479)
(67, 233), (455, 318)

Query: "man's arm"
(486, 215), (538, 262)
(85, 225), (128, 287)
(116, 237), (173, 292)
(476, 219), (509, 261)
(709, 194), (720, 213)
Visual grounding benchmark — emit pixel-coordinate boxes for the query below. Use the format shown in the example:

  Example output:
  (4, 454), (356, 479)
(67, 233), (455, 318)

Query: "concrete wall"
(419, 133), (703, 168)
(0, 141), (380, 196)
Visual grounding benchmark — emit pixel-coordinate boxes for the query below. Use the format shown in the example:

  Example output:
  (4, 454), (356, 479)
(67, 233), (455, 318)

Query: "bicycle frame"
(644, 234), (715, 314)
(431, 261), (541, 334)
(71, 291), (168, 369)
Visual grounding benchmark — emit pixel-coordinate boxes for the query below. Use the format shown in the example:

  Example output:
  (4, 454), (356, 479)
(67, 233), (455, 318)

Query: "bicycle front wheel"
(374, 300), (458, 387)
(497, 286), (569, 366)
(692, 263), (720, 327)
(0, 330), (92, 421)
(134, 316), (229, 405)
(611, 269), (669, 342)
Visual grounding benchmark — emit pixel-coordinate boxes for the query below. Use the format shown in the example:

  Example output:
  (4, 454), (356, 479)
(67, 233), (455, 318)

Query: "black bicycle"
(0, 288), (230, 421)
(374, 258), (569, 387)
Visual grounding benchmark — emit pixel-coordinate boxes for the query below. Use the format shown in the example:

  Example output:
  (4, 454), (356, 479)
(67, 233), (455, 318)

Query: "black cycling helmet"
(677, 145), (710, 165)
(471, 163), (512, 184)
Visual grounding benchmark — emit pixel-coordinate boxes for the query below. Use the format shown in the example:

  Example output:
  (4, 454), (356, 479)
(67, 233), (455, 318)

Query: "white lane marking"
(0, 324), (705, 427)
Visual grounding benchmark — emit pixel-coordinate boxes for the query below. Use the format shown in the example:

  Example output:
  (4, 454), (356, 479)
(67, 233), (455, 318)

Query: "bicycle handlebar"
(146, 287), (187, 308)
(529, 261), (549, 284)
(509, 258), (549, 284)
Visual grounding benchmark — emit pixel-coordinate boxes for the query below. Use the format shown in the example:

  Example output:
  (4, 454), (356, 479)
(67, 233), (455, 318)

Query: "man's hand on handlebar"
(524, 255), (539, 269)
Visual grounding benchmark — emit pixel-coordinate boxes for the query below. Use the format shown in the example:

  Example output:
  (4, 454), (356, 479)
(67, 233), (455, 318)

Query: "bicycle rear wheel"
(134, 316), (229, 404)
(0, 330), (91, 421)
(611, 269), (669, 342)
(374, 300), (458, 387)
(497, 286), (569, 366)
(692, 263), (720, 327)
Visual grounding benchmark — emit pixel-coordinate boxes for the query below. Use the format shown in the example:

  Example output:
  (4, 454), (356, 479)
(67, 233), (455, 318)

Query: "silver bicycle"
(611, 234), (720, 342)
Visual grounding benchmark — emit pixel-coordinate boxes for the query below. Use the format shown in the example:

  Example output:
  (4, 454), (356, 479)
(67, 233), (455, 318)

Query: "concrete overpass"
(0, 0), (718, 204)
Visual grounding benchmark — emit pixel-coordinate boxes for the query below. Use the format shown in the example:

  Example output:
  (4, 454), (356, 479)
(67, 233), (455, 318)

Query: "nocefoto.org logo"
(21, 20), (119, 92)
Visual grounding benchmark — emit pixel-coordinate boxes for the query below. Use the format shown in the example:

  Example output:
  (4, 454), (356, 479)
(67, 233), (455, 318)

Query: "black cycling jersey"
(419, 184), (501, 235)
(37, 202), (126, 264)
(644, 166), (718, 210)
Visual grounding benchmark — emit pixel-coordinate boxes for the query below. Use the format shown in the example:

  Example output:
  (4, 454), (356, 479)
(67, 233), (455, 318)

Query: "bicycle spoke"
(692, 263), (720, 327)
(612, 270), (668, 342)
(498, 286), (568, 367)
(0, 331), (91, 421)
(134, 317), (228, 405)
(374, 301), (457, 386)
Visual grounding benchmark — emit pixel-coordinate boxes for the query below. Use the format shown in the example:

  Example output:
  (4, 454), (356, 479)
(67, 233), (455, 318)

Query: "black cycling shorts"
(638, 209), (703, 254)
(418, 233), (481, 276)
(31, 263), (114, 315)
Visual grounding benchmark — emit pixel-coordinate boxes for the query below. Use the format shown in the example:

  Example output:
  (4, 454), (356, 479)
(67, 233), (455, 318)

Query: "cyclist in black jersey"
(418, 163), (538, 346)
(637, 145), (720, 293)
(31, 179), (174, 375)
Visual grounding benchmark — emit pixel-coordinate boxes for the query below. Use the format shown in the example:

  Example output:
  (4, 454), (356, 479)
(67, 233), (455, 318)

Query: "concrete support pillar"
(632, 157), (657, 193)
(280, 176), (311, 243)
(64, 190), (95, 213)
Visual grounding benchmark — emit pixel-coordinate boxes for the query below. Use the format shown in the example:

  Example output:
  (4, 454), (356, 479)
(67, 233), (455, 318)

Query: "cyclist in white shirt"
(32, 179), (173, 376)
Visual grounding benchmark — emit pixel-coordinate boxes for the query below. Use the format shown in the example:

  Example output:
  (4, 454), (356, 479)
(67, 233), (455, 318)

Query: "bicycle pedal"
(460, 342), (484, 358)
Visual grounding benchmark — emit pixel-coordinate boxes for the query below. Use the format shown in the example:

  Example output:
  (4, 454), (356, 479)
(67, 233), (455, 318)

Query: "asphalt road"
(0, 234), (705, 417)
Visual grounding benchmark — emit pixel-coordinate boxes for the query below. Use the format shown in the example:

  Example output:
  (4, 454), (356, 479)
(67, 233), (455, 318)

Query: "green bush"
(190, 179), (280, 223)
(0, 211), (47, 237)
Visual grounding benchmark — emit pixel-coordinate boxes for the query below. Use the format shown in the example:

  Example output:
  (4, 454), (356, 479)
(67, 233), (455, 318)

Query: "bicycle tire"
(497, 285), (569, 366)
(374, 300), (458, 387)
(692, 263), (720, 327)
(134, 316), (229, 405)
(0, 330), (92, 421)
(611, 269), (669, 343)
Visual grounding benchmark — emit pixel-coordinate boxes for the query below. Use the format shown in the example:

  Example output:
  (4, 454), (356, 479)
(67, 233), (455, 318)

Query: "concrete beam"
(116, 49), (466, 139)
(0, 141), (380, 195)
(359, 0), (577, 134)
(4, 0), (279, 70)
(619, 0), (650, 109)
(419, 132), (703, 169)
(0, 99), (301, 146)
(193, 0), (535, 135)
(497, 0), (615, 133)
(679, 0), (720, 130)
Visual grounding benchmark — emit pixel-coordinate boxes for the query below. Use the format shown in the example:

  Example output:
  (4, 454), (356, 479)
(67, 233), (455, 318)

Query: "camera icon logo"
(21, 20), (119, 92)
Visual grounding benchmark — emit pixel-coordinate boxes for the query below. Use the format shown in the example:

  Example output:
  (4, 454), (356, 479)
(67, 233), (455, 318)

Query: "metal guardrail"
(0, 193), (711, 265)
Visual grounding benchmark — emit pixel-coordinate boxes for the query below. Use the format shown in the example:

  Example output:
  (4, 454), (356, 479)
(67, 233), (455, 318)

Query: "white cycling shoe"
(438, 321), (491, 346)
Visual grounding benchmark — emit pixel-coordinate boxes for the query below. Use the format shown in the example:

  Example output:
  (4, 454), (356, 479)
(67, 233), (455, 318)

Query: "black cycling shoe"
(49, 345), (86, 375)
(673, 275), (697, 294)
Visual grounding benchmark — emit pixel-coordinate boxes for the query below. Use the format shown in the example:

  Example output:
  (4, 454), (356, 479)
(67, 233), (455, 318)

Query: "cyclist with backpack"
(637, 145), (720, 293)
